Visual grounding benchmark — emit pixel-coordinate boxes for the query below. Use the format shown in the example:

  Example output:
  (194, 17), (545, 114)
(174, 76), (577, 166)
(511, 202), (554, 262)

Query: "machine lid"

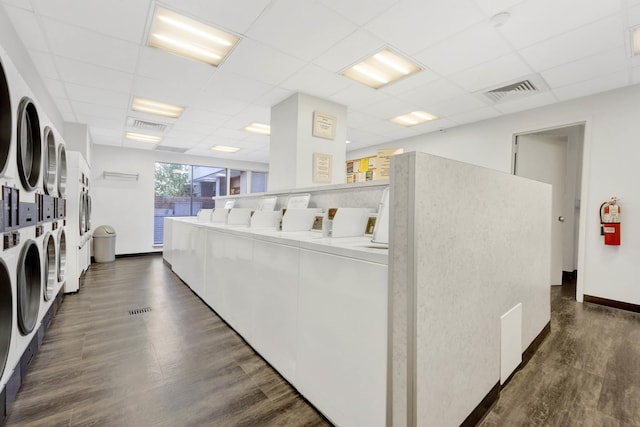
(93, 225), (116, 237)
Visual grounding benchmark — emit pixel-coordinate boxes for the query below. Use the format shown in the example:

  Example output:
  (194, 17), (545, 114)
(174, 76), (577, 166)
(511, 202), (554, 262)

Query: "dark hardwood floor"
(5, 257), (640, 426)
(4, 255), (330, 427)
(480, 277), (640, 426)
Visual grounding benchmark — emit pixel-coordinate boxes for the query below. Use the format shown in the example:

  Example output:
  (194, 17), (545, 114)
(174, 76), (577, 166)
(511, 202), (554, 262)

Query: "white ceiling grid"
(0, 0), (637, 162)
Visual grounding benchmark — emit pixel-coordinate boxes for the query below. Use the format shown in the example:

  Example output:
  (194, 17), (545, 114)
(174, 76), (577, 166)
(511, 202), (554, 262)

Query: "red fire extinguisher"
(600, 197), (621, 246)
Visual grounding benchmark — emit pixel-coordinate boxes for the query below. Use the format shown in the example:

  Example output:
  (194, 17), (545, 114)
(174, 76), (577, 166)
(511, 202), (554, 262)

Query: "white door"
(514, 135), (567, 286)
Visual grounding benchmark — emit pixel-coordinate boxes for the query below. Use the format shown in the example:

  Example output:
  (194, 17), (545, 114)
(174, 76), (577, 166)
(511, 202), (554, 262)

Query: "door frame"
(511, 120), (590, 303)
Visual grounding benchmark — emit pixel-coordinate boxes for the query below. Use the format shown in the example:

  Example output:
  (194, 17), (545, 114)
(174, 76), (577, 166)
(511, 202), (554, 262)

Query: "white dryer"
(64, 151), (90, 293)
(14, 228), (42, 359)
(0, 255), (14, 391)
(56, 227), (67, 291)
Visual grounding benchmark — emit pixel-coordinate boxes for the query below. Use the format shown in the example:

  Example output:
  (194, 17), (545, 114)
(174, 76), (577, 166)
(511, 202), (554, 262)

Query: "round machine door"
(17, 240), (41, 335)
(0, 259), (12, 381)
(43, 127), (56, 196)
(16, 97), (42, 192)
(0, 59), (10, 176)
(57, 144), (67, 198)
(57, 228), (66, 283)
(79, 192), (86, 236)
(43, 233), (56, 301)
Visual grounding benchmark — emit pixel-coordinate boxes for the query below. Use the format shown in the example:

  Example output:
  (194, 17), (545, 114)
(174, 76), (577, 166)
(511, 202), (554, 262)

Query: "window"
(154, 162), (225, 245)
(154, 163), (269, 244)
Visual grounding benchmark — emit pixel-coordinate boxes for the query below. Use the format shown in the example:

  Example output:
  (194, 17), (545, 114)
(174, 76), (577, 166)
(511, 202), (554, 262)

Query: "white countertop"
(171, 217), (388, 265)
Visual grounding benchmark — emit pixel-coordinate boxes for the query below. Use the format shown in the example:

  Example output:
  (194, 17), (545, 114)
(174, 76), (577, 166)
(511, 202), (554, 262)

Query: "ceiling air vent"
(126, 117), (168, 132)
(476, 74), (550, 105)
(154, 145), (188, 153)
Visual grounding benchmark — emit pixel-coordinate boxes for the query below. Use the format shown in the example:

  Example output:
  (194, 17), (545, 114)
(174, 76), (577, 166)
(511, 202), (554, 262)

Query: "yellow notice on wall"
(359, 158), (369, 172)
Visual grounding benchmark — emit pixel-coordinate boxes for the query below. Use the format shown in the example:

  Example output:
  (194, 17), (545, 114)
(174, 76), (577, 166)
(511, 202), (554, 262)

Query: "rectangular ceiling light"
(342, 48), (422, 89)
(243, 122), (271, 135)
(126, 132), (162, 143)
(632, 26), (640, 55)
(132, 97), (184, 118)
(211, 145), (240, 153)
(149, 7), (239, 66)
(389, 111), (438, 127)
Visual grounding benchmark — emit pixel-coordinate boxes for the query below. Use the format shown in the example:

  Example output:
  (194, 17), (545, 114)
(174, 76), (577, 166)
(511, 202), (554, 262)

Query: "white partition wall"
(388, 152), (551, 427)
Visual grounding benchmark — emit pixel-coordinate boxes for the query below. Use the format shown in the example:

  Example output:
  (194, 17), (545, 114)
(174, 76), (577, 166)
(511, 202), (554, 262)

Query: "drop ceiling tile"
(221, 39), (305, 86)
(27, 52), (59, 80)
(378, 68), (440, 97)
(329, 83), (392, 109)
(499, 0), (622, 49)
(413, 22), (513, 76)
(447, 106), (501, 125)
(122, 139), (157, 150)
(90, 127), (123, 138)
(71, 100), (127, 121)
(447, 53), (532, 92)
(92, 136), (122, 147)
(188, 95), (249, 116)
(31, 0), (151, 43)
(54, 97), (73, 113)
(60, 111), (76, 122)
(357, 97), (419, 120)
(493, 91), (557, 114)
(280, 64), (352, 99)
(541, 47), (628, 88)
(54, 57), (134, 93)
(473, 0), (524, 16)
(398, 78), (467, 107)
(65, 83), (130, 109)
(131, 76), (201, 107)
(246, 0), (357, 61)
(365, 0), (486, 54)
(4, 6), (48, 51)
(136, 47), (216, 86)
(159, 0), (271, 34)
(633, 66), (640, 84)
(200, 71), (273, 103)
(629, 3), (640, 26)
(379, 126), (422, 140)
(427, 93), (488, 117)
(345, 128), (389, 145)
(158, 136), (199, 149)
(319, 0), (398, 25)
(553, 70), (629, 101)
(41, 18), (140, 73)
(211, 127), (251, 141)
(519, 15), (625, 72)
(43, 78), (66, 98)
(1, 0), (33, 11)
(313, 29), (385, 73)
(172, 116), (231, 133)
(75, 114), (124, 130)
(253, 87), (295, 108)
(241, 133), (270, 145)
(165, 128), (209, 143)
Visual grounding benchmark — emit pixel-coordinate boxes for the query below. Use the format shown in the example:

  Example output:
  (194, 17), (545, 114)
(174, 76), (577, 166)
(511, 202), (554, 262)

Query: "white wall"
(91, 145), (268, 255)
(349, 85), (640, 306)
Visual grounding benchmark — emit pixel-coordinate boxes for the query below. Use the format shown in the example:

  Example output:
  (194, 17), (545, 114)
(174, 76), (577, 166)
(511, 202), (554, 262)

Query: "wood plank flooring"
(480, 278), (640, 426)
(5, 257), (640, 426)
(4, 255), (330, 427)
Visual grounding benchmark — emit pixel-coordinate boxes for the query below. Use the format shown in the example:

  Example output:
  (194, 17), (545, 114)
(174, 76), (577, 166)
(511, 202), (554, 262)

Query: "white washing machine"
(56, 227), (67, 291)
(0, 253), (15, 392)
(64, 151), (90, 293)
(14, 226), (42, 360)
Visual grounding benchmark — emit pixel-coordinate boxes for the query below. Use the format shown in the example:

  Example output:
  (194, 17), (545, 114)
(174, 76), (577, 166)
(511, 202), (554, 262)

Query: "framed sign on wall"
(312, 152), (332, 183)
(312, 112), (336, 140)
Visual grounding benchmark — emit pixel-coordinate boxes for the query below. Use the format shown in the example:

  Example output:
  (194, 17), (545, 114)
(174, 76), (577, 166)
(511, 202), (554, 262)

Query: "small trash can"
(93, 225), (116, 262)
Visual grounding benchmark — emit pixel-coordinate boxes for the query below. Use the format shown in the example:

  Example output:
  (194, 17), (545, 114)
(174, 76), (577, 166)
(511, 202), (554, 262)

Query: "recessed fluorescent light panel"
(342, 48), (422, 89)
(149, 7), (239, 66)
(132, 97), (184, 118)
(126, 132), (162, 143)
(389, 111), (438, 127)
(211, 145), (240, 153)
(632, 26), (640, 55)
(243, 122), (271, 135)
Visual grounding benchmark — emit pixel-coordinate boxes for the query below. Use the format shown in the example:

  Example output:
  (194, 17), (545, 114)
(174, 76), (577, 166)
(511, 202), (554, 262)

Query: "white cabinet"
(250, 239), (300, 382)
(171, 221), (205, 295)
(163, 217), (173, 266)
(297, 249), (388, 427)
(204, 229), (253, 338)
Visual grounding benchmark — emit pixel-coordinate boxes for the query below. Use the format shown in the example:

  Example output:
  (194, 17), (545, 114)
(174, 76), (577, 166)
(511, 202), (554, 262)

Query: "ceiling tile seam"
(620, 2), (636, 86)
(544, 64), (632, 92)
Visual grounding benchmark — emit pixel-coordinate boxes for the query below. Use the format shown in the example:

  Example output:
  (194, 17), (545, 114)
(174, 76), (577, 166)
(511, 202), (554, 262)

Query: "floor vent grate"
(129, 307), (152, 315)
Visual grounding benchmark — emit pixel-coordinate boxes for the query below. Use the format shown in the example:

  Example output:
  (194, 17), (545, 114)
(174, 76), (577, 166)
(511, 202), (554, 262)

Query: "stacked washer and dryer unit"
(64, 150), (90, 294)
(0, 45), (68, 422)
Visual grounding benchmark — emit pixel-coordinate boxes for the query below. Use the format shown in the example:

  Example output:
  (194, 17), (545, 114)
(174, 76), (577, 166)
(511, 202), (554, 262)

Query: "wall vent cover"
(476, 74), (550, 105)
(154, 145), (188, 153)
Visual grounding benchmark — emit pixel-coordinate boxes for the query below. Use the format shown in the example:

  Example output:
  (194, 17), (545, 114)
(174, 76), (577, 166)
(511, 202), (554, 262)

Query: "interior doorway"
(513, 124), (585, 294)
